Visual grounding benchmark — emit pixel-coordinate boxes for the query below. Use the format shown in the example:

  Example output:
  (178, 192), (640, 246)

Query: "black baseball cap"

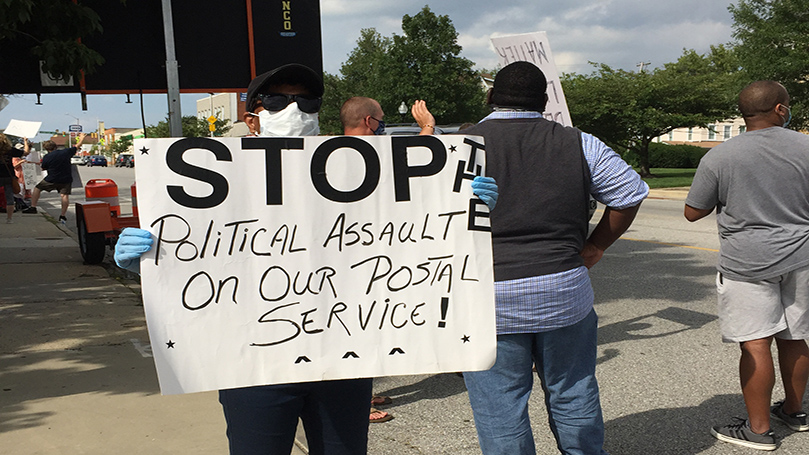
(246, 63), (324, 112)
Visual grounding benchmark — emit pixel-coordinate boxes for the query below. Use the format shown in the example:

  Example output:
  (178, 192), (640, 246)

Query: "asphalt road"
(363, 200), (809, 454)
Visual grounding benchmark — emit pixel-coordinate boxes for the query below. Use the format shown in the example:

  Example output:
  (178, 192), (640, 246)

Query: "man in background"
(24, 132), (86, 224)
(686, 80), (809, 451)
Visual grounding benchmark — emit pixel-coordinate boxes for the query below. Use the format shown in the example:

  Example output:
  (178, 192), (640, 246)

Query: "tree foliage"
(145, 116), (232, 138)
(729, 0), (809, 129)
(561, 46), (742, 176)
(320, 6), (488, 134)
(0, 0), (122, 81)
(108, 137), (133, 156)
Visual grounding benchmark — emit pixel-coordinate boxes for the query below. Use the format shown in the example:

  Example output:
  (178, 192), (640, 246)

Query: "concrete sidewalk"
(0, 203), (310, 455)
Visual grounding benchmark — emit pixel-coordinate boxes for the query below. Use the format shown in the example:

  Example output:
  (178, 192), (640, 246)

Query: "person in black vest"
(452, 62), (648, 455)
(24, 132), (86, 224)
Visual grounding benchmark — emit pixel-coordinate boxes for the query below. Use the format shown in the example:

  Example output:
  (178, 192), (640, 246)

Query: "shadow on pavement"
(374, 373), (468, 407)
(605, 394), (742, 454)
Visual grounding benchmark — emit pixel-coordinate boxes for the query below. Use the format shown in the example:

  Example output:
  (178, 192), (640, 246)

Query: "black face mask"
(369, 117), (386, 135)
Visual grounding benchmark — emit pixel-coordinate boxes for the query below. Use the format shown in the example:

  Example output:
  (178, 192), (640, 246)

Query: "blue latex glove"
(114, 227), (153, 275)
(471, 176), (498, 211)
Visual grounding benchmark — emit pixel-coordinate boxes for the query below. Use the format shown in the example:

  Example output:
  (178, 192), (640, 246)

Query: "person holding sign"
(457, 62), (648, 455)
(115, 63), (498, 455)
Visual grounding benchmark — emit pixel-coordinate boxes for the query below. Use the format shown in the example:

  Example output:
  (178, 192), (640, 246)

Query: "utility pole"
(161, 0), (182, 137)
(636, 61), (651, 73)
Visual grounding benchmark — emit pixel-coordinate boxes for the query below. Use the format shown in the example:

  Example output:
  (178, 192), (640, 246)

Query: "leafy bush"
(648, 142), (708, 168)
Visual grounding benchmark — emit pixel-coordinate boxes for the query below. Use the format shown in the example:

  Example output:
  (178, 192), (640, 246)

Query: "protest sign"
(3, 119), (42, 139)
(491, 32), (572, 126)
(134, 135), (496, 395)
(21, 162), (40, 190)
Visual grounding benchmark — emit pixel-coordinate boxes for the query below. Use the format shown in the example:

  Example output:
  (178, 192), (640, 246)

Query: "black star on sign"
(166, 340), (176, 348)
(140, 146), (149, 155)
(449, 145), (457, 153)
(461, 335), (470, 343)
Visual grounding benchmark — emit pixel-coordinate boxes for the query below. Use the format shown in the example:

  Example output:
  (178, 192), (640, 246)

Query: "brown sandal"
(369, 407), (393, 423)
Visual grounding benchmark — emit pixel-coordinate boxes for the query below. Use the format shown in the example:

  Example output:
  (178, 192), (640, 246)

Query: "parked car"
(87, 155), (108, 167)
(115, 154), (134, 168)
(70, 155), (85, 165)
(383, 124), (461, 135)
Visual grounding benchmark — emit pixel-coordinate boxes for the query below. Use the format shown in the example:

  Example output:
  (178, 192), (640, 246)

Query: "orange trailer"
(75, 180), (139, 264)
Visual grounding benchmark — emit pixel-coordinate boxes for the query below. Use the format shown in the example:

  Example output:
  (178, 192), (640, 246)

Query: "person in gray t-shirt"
(686, 80), (809, 450)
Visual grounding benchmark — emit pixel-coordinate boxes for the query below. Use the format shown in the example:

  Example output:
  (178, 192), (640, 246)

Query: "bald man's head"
(738, 81), (789, 118)
(340, 97), (382, 131)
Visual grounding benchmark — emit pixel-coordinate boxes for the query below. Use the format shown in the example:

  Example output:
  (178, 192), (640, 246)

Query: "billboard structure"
(1, 0), (322, 97)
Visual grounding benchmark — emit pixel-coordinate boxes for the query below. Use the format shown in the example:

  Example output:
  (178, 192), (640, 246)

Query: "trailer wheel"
(77, 206), (106, 264)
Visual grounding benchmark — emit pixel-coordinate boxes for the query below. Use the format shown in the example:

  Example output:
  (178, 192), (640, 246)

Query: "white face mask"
(254, 102), (320, 137)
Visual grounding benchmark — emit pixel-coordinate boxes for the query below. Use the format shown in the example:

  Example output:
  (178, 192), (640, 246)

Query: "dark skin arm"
(684, 204), (713, 222)
(580, 203), (642, 269)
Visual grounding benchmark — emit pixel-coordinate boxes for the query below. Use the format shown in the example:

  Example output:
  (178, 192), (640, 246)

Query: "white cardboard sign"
(134, 135), (496, 395)
(21, 162), (40, 189)
(3, 119), (42, 139)
(491, 32), (572, 127)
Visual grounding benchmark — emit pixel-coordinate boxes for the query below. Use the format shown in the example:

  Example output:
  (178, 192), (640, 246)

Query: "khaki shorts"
(35, 180), (71, 195)
(716, 264), (809, 343)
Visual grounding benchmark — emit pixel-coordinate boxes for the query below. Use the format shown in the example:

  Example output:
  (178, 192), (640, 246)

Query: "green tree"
(320, 72), (354, 135)
(729, 0), (809, 129)
(387, 6), (488, 123)
(319, 29), (393, 134)
(322, 6), (488, 131)
(0, 0), (124, 81)
(562, 47), (741, 177)
(145, 116), (232, 138)
(108, 137), (133, 157)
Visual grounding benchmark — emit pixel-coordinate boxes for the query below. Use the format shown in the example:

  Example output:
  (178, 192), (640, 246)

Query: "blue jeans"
(464, 309), (607, 455)
(218, 378), (373, 455)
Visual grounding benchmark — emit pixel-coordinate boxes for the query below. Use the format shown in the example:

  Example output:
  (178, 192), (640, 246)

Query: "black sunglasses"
(257, 93), (322, 114)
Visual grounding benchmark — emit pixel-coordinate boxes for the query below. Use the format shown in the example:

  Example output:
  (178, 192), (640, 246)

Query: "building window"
(688, 127), (693, 141)
(668, 131), (674, 141)
(739, 125), (746, 134)
(724, 125), (731, 139)
(708, 125), (716, 140)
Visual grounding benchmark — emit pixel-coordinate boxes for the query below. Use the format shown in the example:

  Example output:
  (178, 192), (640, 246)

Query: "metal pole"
(210, 93), (214, 137)
(161, 0), (182, 137)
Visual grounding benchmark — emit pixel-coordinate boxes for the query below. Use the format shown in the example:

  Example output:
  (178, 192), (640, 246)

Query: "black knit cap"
(246, 63), (324, 112)
(490, 61), (548, 111)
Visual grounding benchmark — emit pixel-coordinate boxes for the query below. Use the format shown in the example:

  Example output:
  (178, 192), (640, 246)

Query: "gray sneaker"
(771, 401), (809, 431)
(710, 418), (776, 451)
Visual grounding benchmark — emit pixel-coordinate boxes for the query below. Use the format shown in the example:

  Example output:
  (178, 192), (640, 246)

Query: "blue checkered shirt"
(481, 110), (649, 333)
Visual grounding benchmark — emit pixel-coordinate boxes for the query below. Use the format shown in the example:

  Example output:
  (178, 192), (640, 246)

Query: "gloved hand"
(471, 176), (498, 211)
(114, 227), (153, 275)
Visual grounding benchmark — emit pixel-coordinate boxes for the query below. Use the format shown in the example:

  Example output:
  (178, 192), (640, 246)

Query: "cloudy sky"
(1, 0), (739, 139)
